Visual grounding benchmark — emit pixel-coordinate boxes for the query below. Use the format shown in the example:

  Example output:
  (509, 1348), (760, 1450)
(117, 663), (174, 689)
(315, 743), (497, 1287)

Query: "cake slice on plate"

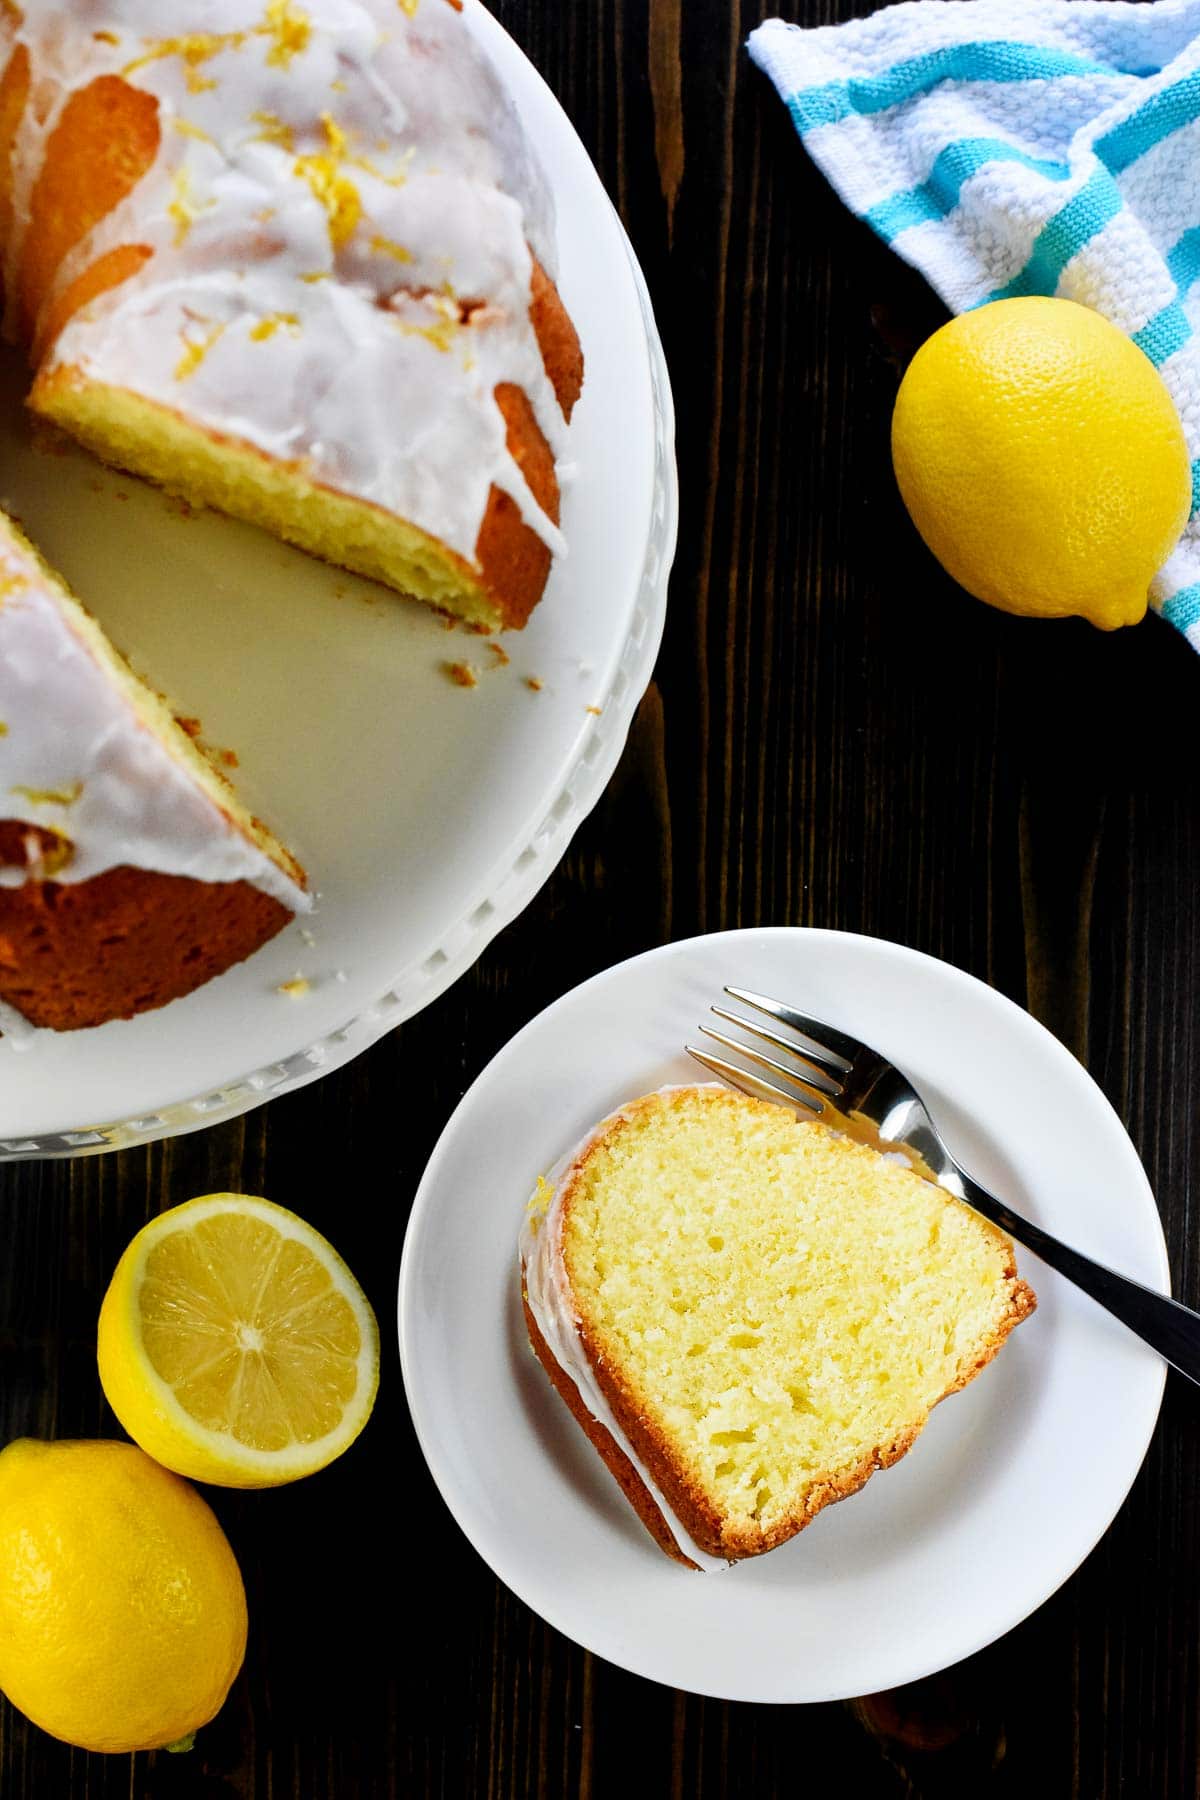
(520, 1085), (1035, 1568)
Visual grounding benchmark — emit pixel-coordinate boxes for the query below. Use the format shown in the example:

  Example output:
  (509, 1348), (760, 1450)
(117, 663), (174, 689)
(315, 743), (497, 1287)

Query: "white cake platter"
(0, 2), (676, 1158)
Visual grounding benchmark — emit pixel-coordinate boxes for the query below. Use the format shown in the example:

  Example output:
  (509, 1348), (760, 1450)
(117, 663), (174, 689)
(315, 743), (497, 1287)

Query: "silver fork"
(688, 985), (1200, 1387)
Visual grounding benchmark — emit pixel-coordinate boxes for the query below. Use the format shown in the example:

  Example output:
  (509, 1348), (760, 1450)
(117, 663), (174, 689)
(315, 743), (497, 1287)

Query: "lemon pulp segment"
(98, 1194), (379, 1487)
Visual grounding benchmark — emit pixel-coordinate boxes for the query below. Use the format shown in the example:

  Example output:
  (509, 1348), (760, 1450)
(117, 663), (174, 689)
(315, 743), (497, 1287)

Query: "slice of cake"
(520, 1085), (1035, 1568)
(0, 512), (307, 1033)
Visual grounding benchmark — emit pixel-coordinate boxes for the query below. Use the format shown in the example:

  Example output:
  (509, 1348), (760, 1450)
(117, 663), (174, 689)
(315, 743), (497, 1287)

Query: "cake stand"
(0, 1), (676, 1157)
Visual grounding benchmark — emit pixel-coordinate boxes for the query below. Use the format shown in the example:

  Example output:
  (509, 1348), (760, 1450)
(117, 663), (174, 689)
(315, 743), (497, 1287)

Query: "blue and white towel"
(749, 0), (1200, 650)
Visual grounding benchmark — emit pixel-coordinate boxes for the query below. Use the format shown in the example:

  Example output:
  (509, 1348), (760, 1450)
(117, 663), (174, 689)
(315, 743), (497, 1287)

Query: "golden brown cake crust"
(472, 264), (581, 629)
(533, 1088), (1038, 1565)
(521, 1291), (699, 1569)
(0, 821), (291, 1031)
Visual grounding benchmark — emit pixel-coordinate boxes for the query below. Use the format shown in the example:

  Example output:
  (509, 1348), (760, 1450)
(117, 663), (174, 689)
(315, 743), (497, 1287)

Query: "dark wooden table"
(5, 2), (1200, 1794)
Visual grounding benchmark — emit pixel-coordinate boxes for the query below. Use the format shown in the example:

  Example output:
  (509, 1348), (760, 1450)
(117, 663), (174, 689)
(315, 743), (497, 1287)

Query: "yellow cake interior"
(562, 1089), (1028, 1541)
(33, 370), (505, 631)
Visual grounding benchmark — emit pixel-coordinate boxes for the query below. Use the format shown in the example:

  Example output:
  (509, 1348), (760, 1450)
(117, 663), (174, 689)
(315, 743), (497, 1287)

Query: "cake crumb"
(444, 660), (478, 689)
(586, 704), (602, 716)
(334, 969), (348, 983)
(219, 748), (239, 768)
(525, 676), (543, 692)
(30, 421), (71, 458)
(277, 976), (311, 998)
(486, 642), (510, 668)
(299, 927), (317, 948)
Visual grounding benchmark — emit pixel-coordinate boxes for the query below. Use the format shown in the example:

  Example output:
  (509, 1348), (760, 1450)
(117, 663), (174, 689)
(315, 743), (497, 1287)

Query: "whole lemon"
(891, 297), (1191, 629)
(0, 1439), (247, 1753)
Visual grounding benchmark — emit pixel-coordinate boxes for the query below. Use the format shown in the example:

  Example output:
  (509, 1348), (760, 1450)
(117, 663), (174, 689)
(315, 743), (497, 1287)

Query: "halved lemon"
(98, 1194), (379, 1488)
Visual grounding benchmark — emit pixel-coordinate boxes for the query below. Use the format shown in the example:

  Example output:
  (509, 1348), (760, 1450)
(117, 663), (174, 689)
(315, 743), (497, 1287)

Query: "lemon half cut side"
(98, 1193), (380, 1488)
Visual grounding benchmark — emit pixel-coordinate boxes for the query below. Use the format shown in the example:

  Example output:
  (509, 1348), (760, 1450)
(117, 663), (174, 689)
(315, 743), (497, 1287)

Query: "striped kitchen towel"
(749, 0), (1200, 649)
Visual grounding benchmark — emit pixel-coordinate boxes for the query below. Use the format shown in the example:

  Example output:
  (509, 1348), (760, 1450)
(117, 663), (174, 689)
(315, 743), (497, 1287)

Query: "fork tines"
(723, 987), (860, 1068)
(686, 986), (860, 1118)
(685, 1044), (826, 1116)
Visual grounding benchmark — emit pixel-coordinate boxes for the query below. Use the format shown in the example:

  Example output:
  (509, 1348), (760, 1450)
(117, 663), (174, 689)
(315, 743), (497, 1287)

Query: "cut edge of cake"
(31, 369), (539, 633)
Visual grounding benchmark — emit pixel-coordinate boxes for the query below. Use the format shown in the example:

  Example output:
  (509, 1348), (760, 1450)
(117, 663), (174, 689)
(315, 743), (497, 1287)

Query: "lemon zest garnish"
(250, 109), (295, 150)
(369, 234), (412, 264)
(529, 1174), (553, 1214)
(276, 976), (310, 997)
(124, 30), (246, 79)
(167, 168), (215, 246)
(300, 270), (329, 283)
(393, 317), (456, 352)
(0, 722), (8, 736)
(351, 143), (413, 189)
(172, 118), (216, 145)
(398, 0), (419, 16)
(524, 1174), (554, 1236)
(23, 828), (73, 879)
(124, 4), (310, 86)
(93, 29), (119, 45)
(249, 311), (300, 341)
(10, 782), (81, 807)
(393, 291), (460, 352)
(262, 0), (311, 67)
(174, 320), (226, 381)
(292, 114), (362, 248)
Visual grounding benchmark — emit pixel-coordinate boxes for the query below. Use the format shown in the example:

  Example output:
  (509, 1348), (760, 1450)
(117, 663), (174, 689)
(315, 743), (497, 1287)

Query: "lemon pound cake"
(0, 513), (307, 1034)
(520, 1086), (1035, 1568)
(0, 0), (583, 631)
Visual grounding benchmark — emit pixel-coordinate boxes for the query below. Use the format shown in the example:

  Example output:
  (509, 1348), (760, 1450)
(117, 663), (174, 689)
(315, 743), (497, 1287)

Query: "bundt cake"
(0, 0), (583, 630)
(0, 511), (308, 1034)
(0, 0), (584, 1035)
(520, 1086), (1035, 1569)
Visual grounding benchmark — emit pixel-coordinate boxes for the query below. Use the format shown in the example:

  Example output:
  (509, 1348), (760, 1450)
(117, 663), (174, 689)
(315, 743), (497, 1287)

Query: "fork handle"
(956, 1173), (1199, 1385)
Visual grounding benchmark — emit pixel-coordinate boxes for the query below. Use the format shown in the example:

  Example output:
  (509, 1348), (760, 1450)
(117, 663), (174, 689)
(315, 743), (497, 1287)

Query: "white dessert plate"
(398, 927), (1169, 1703)
(0, 1), (675, 1156)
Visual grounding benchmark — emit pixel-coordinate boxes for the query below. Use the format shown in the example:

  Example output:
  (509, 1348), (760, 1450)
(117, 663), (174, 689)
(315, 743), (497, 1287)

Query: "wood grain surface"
(4, 1), (1200, 1794)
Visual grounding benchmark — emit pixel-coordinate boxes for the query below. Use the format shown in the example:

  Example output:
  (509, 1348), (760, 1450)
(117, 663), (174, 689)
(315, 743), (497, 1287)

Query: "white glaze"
(519, 1092), (732, 1574)
(0, 527), (309, 911)
(2, 0), (568, 564)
